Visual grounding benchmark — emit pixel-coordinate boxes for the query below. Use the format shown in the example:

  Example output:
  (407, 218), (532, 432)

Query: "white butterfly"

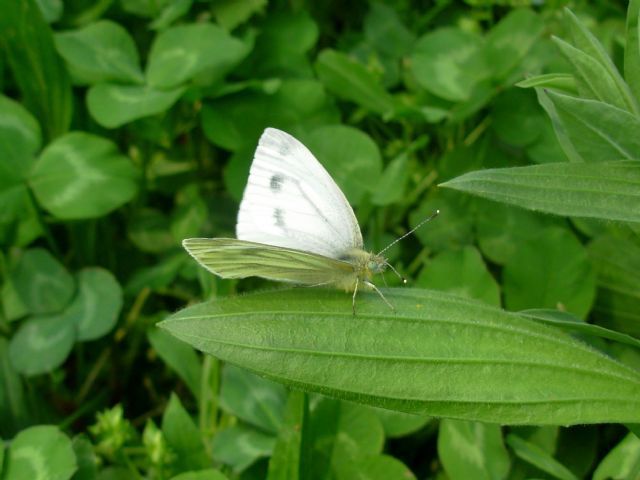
(183, 128), (437, 313)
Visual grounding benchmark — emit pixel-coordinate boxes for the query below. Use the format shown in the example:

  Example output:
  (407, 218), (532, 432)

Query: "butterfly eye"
(368, 260), (383, 272)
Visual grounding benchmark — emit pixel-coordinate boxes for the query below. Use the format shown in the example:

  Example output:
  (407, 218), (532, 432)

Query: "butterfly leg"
(364, 280), (395, 312)
(352, 277), (360, 316)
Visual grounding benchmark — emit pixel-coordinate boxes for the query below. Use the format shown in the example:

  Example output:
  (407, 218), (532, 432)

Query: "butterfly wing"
(236, 128), (364, 259)
(183, 238), (356, 286)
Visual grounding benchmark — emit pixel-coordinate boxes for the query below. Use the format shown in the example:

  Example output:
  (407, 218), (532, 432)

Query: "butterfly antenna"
(384, 261), (407, 284)
(377, 209), (440, 256)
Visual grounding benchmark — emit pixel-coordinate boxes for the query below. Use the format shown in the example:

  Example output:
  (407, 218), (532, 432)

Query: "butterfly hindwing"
(182, 238), (357, 286)
(235, 128), (363, 260)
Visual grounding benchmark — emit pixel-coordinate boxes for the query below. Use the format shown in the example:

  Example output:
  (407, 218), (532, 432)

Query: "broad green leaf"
(516, 73), (578, 94)
(304, 125), (382, 205)
(87, 83), (186, 128)
(491, 89), (544, 147)
(503, 227), (596, 319)
(54, 20), (144, 85)
(149, 0), (192, 30)
(438, 420), (510, 480)
(35, 0), (63, 23)
(370, 408), (431, 438)
(71, 435), (98, 480)
(170, 470), (228, 480)
(416, 246), (500, 307)
(526, 117), (567, 165)
(0, 96), (42, 244)
(335, 455), (416, 480)
(409, 193), (474, 251)
(220, 364), (286, 434)
(588, 235), (640, 337)
(148, 328), (202, 402)
(3, 425), (76, 480)
(309, 398), (385, 477)
(241, 11), (316, 78)
(562, 8), (638, 115)
(266, 390), (308, 480)
(160, 288), (640, 425)
(410, 28), (488, 102)
(592, 432), (640, 480)
(171, 185), (209, 242)
(475, 200), (563, 265)
(202, 79), (338, 153)
(315, 49), (396, 117)
(211, 0), (266, 31)
(553, 37), (630, 112)
(127, 208), (174, 254)
(212, 425), (275, 472)
(162, 393), (210, 471)
(146, 23), (248, 89)
(483, 9), (544, 82)
(29, 132), (140, 219)
(440, 160), (640, 223)
(0, 95), (42, 156)
(125, 252), (187, 295)
(506, 434), (578, 480)
(9, 312), (75, 375)
(626, 0), (640, 101)
(0, 0), (71, 140)
(370, 153), (409, 206)
(11, 248), (74, 315)
(94, 467), (137, 480)
(364, 2), (415, 59)
(545, 90), (640, 161)
(0, 338), (28, 437)
(67, 268), (123, 341)
(1, 274), (29, 322)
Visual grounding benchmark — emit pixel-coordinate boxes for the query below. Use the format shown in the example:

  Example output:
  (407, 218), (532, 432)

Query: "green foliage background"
(1, 0), (639, 479)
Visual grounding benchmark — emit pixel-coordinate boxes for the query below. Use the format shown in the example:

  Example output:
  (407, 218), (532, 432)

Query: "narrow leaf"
(552, 37), (630, 111)
(162, 393), (210, 471)
(507, 434), (578, 480)
(160, 288), (640, 425)
(545, 90), (640, 161)
(315, 49), (396, 117)
(562, 8), (638, 115)
(0, 0), (72, 140)
(516, 73), (578, 94)
(626, 0), (640, 101)
(521, 309), (640, 352)
(148, 328), (202, 402)
(588, 235), (640, 337)
(534, 88), (583, 162)
(440, 160), (640, 223)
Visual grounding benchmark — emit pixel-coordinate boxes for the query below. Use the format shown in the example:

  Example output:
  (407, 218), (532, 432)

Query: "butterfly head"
(367, 254), (387, 275)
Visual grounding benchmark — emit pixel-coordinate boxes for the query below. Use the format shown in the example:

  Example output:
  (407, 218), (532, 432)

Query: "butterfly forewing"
(183, 238), (356, 286)
(236, 128), (363, 260)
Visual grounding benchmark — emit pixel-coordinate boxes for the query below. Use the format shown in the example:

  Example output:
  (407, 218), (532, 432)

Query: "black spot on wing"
(273, 208), (285, 227)
(270, 174), (284, 192)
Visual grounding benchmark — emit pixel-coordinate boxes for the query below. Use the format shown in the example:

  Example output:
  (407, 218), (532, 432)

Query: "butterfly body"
(183, 128), (394, 313)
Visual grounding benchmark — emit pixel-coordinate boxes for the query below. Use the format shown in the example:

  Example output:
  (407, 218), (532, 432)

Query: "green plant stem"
(199, 354), (220, 453)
